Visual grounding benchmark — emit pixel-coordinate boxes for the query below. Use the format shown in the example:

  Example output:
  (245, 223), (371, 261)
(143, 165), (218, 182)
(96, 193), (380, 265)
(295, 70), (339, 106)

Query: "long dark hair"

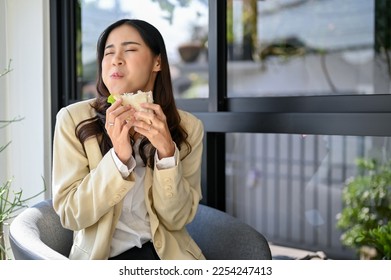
(76, 19), (190, 168)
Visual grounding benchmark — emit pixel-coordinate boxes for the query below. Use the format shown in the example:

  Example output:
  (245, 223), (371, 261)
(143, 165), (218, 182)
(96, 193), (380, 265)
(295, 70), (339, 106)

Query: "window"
(79, 0), (209, 100)
(227, 0), (386, 98)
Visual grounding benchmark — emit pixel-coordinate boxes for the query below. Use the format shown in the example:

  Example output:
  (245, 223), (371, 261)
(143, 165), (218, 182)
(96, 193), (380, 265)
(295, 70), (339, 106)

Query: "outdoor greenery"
(337, 157), (391, 260)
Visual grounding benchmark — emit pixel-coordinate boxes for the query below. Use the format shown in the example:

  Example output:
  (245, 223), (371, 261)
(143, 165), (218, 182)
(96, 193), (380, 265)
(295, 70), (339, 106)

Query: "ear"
(153, 55), (161, 72)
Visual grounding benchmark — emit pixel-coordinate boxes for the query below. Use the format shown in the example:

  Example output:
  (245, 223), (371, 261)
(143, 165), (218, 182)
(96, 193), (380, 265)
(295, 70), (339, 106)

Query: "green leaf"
(107, 94), (116, 105)
(337, 157), (391, 259)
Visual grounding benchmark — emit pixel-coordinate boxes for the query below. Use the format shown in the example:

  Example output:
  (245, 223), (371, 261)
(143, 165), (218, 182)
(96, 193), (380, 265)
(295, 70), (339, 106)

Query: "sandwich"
(107, 90), (153, 112)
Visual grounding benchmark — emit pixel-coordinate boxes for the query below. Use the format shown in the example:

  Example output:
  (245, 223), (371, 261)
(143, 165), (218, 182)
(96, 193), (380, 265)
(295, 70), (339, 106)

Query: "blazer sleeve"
(52, 106), (135, 231)
(150, 112), (204, 231)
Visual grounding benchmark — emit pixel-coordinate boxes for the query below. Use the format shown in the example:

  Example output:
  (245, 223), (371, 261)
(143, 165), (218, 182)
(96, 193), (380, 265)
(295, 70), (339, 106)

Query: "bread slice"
(108, 90), (153, 112)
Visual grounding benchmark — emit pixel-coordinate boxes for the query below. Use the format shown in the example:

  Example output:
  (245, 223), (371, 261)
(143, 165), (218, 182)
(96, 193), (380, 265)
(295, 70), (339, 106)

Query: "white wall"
(0, 1), (7, 181)
(0, 0), (51, 204)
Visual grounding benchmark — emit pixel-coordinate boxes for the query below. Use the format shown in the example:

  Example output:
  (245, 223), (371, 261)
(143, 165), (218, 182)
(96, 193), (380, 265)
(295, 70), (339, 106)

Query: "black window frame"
(50, 0), (391, 210)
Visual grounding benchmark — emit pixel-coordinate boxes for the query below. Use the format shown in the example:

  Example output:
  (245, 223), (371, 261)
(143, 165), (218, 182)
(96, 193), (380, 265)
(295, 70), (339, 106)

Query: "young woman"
(52, 19), (205, 260)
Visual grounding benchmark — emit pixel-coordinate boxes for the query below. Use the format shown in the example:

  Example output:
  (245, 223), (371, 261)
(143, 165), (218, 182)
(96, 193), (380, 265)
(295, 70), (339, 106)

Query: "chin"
(109, 88), (130, 95)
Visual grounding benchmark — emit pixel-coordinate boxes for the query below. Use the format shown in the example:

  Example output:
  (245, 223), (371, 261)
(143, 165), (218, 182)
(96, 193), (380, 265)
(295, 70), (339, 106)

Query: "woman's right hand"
(105, 98), (135, 164)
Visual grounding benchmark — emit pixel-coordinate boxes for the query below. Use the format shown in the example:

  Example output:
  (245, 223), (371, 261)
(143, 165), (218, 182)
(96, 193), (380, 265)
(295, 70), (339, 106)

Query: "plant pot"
(359, 246), (378, 260)
(178, 43), (203, 63)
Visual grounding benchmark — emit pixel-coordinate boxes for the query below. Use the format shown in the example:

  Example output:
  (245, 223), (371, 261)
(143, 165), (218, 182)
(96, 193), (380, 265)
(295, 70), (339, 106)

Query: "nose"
(112, 53), (124, 66)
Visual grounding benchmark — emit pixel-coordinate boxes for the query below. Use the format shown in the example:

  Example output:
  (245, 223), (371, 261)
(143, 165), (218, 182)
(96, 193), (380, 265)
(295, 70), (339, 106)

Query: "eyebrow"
(105, 41), (141, 49)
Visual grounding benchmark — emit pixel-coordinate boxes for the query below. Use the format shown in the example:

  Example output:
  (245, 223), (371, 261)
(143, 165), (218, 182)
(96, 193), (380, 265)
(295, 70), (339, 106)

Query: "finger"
(106, 98), (123, 114)
(106, 104), (133, 126)
(109, 118), (133, 146)
(119, 106), (136, 123)
(134, 120), (154, 135)
(106, 114), (133, 131)
(134, 111), (157, 126)
(134, 117), (152, 129)
(120, 121), (133, 137)
(140, 102), (163, 116)
(106, 99), (123, 126)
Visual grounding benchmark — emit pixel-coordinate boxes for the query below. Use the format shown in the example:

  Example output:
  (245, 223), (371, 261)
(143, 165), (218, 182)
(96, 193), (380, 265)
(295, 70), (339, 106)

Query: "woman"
(52, 19), (205, 260)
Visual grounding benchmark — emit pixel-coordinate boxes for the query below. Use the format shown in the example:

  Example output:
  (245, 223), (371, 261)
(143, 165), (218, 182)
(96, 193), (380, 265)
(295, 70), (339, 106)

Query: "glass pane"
(80, 0), (209, 100)
(227, 0), (390, 97)
(226, 133), (391, 259)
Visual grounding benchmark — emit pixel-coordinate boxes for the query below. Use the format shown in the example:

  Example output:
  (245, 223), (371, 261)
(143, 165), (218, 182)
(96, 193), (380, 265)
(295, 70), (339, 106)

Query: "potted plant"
(336, 157), (391, 259)
(0, 61), (45, 260)
(177, 15), (208, 63)
(151, 0), (208, 63)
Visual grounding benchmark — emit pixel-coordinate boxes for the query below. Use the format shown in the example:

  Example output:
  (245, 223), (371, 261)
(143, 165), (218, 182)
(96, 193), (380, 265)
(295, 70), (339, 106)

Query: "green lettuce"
(107, 94), (116, 104)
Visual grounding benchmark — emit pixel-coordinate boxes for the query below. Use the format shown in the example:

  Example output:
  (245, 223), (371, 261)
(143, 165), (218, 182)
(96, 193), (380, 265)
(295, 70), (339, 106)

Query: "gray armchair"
(9, 199), (272, 260)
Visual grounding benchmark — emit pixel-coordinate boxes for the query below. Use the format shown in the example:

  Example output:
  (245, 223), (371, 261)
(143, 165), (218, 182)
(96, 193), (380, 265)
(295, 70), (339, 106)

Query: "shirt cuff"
(110, 148), (136, 178)
(155, 142), (178, 170)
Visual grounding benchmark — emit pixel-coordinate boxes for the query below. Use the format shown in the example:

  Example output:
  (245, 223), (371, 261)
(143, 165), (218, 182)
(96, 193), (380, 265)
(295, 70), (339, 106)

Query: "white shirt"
(109, 138), (177, 257)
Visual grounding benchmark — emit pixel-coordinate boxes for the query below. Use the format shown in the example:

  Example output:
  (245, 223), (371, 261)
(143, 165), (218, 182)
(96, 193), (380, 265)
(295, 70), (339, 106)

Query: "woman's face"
(102, 24), (161, 95)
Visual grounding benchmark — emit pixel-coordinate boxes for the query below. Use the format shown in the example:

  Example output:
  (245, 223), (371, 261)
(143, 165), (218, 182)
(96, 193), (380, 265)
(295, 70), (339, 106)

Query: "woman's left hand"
(133, 102), (175, 159)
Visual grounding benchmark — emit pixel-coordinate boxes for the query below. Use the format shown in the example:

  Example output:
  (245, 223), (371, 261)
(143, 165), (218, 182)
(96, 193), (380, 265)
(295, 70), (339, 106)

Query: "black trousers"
(109, 242), (160, 260)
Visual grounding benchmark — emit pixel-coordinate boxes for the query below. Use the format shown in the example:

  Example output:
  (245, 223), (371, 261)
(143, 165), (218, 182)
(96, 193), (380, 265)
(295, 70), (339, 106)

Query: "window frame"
(50, 0), (391, 210)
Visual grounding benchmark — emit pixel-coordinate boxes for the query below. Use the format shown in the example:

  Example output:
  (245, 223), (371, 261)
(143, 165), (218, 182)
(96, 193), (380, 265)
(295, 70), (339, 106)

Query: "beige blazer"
(52, 99), (205, 260)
